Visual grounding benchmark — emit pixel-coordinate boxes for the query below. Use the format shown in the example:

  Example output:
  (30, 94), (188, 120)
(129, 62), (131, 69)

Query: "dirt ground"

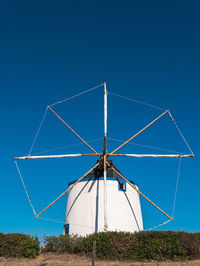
(0, 254), (199, 266)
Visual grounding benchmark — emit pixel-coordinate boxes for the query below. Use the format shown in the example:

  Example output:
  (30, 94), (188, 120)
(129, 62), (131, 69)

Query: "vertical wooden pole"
(103, 82), (108, 230)
(92, 240), (96, 266)
(103, 154), (108, 230)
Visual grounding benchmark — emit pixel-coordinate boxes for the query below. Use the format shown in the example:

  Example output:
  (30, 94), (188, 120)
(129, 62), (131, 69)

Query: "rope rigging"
(168, 111), (194, 155)
(32, 137), (103, 156)
(28, 83), (104, 156)
(107, 137), (186, 155)
(172, 157), (182, 218)
(15, 160), (36, 216)
(144, 156), (182, 231)
(109, 91), (166, 111)
(14, 83), (194, 231)
(28, 107), (48, 156)
(49, 83), (104, 107)
(38, 217), (64, 224)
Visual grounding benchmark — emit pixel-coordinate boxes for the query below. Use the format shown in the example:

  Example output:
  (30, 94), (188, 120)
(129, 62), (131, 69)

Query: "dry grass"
(0, 254), (199, 266)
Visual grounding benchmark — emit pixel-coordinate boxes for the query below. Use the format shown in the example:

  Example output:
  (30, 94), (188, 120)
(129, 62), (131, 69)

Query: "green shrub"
(43, 234), (84, 253)
(43, 231), (200, 261)
(0, 233), (40, 258)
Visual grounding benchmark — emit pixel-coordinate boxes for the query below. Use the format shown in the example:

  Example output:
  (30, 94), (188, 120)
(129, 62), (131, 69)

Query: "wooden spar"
(104, 82), (107, 142)
(110, 110), (169, 155)
(48, 106), (99, 156)
(35, 162), (100, 219)
(103, 154), (108, 230)
(103, 81), (107, 155)
(14, 153), (100, 160)
(106, 161), (173, 221)
(103, 82), (108, 230)
(14, 153), (194, 160)
(107, 154), (194, 158)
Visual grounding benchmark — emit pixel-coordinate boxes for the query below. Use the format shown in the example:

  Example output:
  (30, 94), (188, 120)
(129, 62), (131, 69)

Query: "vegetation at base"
(0, 231), (199, 261)
(43, 231), (200, 261)
(0, 233), (40, 258)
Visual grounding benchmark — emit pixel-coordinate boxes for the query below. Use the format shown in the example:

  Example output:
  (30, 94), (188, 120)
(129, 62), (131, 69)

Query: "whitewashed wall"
(64, 179), (143, 236)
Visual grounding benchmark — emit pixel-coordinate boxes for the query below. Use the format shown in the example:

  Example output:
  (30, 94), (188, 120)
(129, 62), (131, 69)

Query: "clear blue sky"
(0, 1), (199, 239)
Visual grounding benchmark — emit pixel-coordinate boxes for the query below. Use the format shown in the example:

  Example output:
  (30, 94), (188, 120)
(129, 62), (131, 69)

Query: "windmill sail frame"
(14, 82), (194, 232)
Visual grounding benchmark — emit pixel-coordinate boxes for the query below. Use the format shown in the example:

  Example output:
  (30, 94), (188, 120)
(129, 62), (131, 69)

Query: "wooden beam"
(110, 110), (169, 155)
(106, 161), (173, 221)
(14, 153), (101, 160)
(35, 162), (100, 218)
(48, 106), (99, 156)
(103, 82), (108, 230)
(107, 154), (194, 158)
(103, 154), (108, 230)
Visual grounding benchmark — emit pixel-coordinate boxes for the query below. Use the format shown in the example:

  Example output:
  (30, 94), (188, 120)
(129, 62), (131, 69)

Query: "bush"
(2, 231), (198, 261)
(0, 233), (40, 258)
(43, 231), (200, 261)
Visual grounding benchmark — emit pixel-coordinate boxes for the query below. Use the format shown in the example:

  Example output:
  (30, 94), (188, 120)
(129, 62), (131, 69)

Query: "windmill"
(14, 82), (194, 236)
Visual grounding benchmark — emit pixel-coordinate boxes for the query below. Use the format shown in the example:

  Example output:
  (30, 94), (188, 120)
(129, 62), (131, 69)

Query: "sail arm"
(110, 110), (168, 155)
(106, 161), (173, 220)
(48, 106), (99, 156)
(108, 154), (194, 158)
(35, 162), (100, 218)
(14, 153), (100, 160)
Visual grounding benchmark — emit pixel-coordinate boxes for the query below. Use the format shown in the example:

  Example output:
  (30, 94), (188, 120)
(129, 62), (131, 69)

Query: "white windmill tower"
(14, 82), (194, 236)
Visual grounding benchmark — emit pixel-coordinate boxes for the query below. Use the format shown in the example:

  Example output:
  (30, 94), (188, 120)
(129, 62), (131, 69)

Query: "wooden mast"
(103, 82), (108, 230)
